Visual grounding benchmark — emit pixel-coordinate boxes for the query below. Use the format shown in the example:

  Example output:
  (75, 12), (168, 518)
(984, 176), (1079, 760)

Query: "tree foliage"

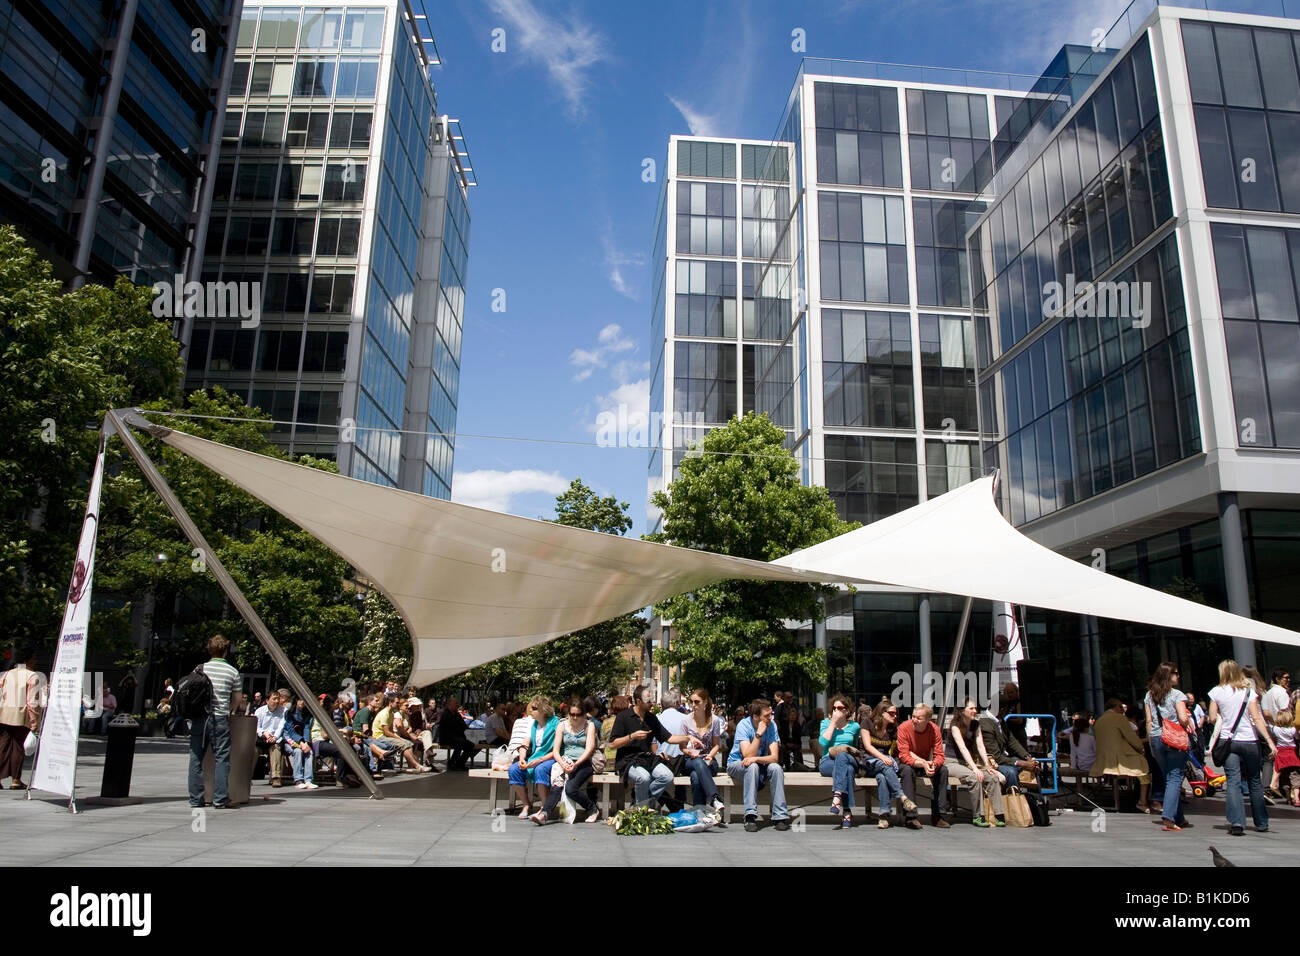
(0, 226), (181, 652)
(439, 479), (640, 701)
(645, 413), (856, 704)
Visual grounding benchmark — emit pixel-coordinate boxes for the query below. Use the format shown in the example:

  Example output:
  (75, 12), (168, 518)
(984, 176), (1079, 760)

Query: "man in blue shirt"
(727, 697), (789, 832)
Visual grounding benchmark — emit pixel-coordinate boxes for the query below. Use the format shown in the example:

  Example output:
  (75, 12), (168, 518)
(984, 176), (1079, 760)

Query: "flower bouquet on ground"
(609, 807), (675, 835)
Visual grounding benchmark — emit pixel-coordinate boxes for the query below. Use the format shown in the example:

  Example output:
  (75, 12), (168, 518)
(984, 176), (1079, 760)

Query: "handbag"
(24, 731), (39, 757)
(1152, 693), (1189, 750)
(1003, 788), (1034, 827)
(590, 749), (606, 773)
(1024, 790), (1052, 826)
(1211, 692), (1251, 767)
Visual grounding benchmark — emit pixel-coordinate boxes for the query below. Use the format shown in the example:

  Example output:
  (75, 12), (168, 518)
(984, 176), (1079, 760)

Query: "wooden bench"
(469, 768), (971, 824)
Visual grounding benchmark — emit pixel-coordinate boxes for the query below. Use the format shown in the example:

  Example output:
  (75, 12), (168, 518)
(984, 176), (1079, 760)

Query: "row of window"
(225, 107), (372, 150)
(238, 7), (386, 53)
(187, 325), (349, 376)
(232, 56), (380, 100)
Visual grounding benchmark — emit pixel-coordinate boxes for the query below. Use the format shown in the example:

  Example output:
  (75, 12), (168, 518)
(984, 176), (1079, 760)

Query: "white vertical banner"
(32, 444), (106, 797)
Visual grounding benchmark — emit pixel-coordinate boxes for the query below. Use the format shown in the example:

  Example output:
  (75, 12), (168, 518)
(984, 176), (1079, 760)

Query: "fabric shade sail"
(153, 425), (1300, 685)
(156, 428), (888, 684)
(771, 475), (1300, 650)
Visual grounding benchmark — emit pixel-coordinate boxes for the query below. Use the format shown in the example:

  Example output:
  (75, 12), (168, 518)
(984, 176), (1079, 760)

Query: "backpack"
(170, 665), (213, 731)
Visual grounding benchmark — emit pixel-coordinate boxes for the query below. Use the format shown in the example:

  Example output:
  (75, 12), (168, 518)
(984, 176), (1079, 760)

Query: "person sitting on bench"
(255, 691), (287, 787)
(898, 703), (949, 829)
(979, 708), (1042, 789)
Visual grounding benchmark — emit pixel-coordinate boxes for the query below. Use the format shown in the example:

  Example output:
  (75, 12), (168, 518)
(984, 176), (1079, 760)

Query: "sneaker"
(295, 782), (308, 789)
(905, 818), (923, 830)
(1229, 825), (1244, 836)
(302, 782), (319, 790)
(774, 819), (790, 831)
(1255, 826), (1270, 833)
(900, 797), (918, 814)
(933, 818), (951, 829)
(271, 780), (282, 788)
(744, 815), (759, 832)
(1265, 787), (1284, 800)
(213, 802), (238, 810)
(711, 796), (726, 815)
(972, 815), (992, 828)
(992, 817), (1006, 827)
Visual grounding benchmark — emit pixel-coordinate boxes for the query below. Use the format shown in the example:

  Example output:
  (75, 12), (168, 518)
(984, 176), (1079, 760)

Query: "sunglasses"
(832, 704), (847, 711)
(886, 710), (898, 716)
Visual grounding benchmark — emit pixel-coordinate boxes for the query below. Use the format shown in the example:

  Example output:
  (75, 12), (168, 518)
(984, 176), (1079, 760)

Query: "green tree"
(646, 413), (856, 704)
(352, 590), (412, 688)
(0, 226), (180, 653)
(95, 388), (362, 690)
(440, 479), (639, 700)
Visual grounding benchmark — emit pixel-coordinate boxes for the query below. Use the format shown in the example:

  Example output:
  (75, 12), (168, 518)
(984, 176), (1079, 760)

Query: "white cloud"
(569, 322), (636, 380)
(488, 0), (610, 120)
(587, 378), (650, 435)
(600, 228), (647, 299)
(451, 469), (570, 513)
(668, 95), (722, 137)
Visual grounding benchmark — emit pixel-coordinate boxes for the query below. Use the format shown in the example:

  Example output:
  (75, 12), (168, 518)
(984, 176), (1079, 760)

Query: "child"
(1274, 708), (1300, 807)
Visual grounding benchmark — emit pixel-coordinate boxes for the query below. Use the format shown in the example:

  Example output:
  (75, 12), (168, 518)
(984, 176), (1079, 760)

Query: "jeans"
(542, 762), (596, 817)
(863, 755), (904, 816)
(188, 715), (230, 807)
(288, 743), (314, 783)
(996, 764), (1019, 791)
(1150, 737), (1188, 825)
(726, 761), (788, 820)
(819, 751), (859, 809)
(626, 761), (674, 807)
(508, 759), (555, 788)
(313, 740), (357, 782)
(1223, 740), (1269, 830)
(684, 756), (719, 806)
(899, 761), (949, 818)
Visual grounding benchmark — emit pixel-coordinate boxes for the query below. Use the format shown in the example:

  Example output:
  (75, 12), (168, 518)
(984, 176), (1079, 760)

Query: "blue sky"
(431, 0), (1261, 532)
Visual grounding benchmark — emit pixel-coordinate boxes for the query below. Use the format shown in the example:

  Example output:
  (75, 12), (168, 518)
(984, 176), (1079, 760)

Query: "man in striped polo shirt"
(189, 634), (242, 809)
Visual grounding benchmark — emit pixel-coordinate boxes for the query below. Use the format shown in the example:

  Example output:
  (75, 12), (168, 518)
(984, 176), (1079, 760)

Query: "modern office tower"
(0, 0), (238, 288)
(971, 4), (1300, 712)
(652, 6), (1300, 710)
(648, 70), (1041, 697)
(186, 0), (472, 497)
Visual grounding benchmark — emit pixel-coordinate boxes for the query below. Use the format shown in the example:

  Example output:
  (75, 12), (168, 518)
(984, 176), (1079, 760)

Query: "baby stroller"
(1184, 742), (1225, 798)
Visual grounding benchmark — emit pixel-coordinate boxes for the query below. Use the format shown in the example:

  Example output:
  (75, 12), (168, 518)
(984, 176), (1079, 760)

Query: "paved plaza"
(1, 738), (1294, 867)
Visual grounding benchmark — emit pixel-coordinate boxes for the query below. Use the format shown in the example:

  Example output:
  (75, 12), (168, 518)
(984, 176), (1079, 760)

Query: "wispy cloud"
(488, 0), (610, 120)
(451, 468), (570, 513)
(602, 231), (647, 299)
(569, 322), (636, 382)
(668, 95), (723, 137)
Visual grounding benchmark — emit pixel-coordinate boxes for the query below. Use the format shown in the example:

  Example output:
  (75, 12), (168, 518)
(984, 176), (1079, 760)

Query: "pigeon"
(1208, 845), (1235, 868)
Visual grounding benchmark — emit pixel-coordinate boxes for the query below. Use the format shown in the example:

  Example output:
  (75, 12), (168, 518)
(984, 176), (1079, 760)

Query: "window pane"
(1216, 25), (1263, 108)
(1194, 106), (1238, 207)
(1182, 22), (1223, 105)
(1225, 320), (1273, 445)
(1245, 227), (1297, 320)
(1269, 112), (1300, 213)
(1229, 109), (1280, 211)
(1261, 322), (1300, 445)
(1257, 30), (1300, 111)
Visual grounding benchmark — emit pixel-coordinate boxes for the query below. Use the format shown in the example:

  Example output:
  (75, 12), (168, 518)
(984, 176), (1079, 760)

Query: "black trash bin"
(101, 715), (140, 798)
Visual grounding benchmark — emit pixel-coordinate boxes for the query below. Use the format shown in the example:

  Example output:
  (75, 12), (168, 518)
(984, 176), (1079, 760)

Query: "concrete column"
(1218, 492), (1257, 668)
(1080, 615), (1095, 714)
(72, 0), (139, 288)
(918, 595), (933, 680)
(1087, 616), (1104, 716)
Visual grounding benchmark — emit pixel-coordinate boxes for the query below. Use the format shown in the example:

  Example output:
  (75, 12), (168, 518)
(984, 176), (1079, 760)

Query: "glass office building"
(0, 0), (237, 288)
(650, 4), (1300, 710)
(186, 0), (473, 497)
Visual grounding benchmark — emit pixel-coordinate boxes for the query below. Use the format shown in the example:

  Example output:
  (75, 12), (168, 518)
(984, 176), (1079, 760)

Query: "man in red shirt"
(898, 703), (950, 829)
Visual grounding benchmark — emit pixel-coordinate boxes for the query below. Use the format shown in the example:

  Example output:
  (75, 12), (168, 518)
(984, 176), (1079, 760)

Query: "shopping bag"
(1004, 788), (1034, 827)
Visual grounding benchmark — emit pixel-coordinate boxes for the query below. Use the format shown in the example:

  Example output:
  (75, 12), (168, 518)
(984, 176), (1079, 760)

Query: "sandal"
(878, 817), (891, 829)
(9, 781), (26, 790)
(829, 792), (844, 816)
(517, 806), (532, 818)
(1135, 803), (1150, 813)
(529, 811), (548, 825)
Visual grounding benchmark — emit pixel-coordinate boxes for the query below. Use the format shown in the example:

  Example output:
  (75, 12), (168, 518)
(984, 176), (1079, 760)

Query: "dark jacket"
(283, 705), (311, 745)
(439, 707), (468, 744)
(980, 714), (1030, 764)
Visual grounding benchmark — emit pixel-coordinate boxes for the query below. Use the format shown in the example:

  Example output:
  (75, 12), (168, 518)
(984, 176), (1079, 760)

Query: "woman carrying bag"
(1208, 659), (1278, 836)
(531, 697), (599, 824)
(1144, 662), (1195, 832)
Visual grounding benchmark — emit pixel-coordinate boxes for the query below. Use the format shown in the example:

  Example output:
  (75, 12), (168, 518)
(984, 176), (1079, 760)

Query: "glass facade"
(191, 0), (470, 497)
(0, 0), (234, 286)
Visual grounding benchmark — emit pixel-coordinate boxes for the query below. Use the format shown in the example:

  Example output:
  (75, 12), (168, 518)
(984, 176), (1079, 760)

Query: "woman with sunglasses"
(1144, 661), (1195, 832)
(531, 696), (599, 824)
(680, 688), (726, 816)
(858, 700), (913, 828)
(819, 694), (862, 828)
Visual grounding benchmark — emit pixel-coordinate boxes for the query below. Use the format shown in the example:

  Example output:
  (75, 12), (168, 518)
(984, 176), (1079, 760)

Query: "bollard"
(101, 714), (140, 798)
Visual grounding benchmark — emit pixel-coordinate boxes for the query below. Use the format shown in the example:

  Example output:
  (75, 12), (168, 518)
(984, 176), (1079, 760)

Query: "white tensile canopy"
(157, 427), (1300, 685)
